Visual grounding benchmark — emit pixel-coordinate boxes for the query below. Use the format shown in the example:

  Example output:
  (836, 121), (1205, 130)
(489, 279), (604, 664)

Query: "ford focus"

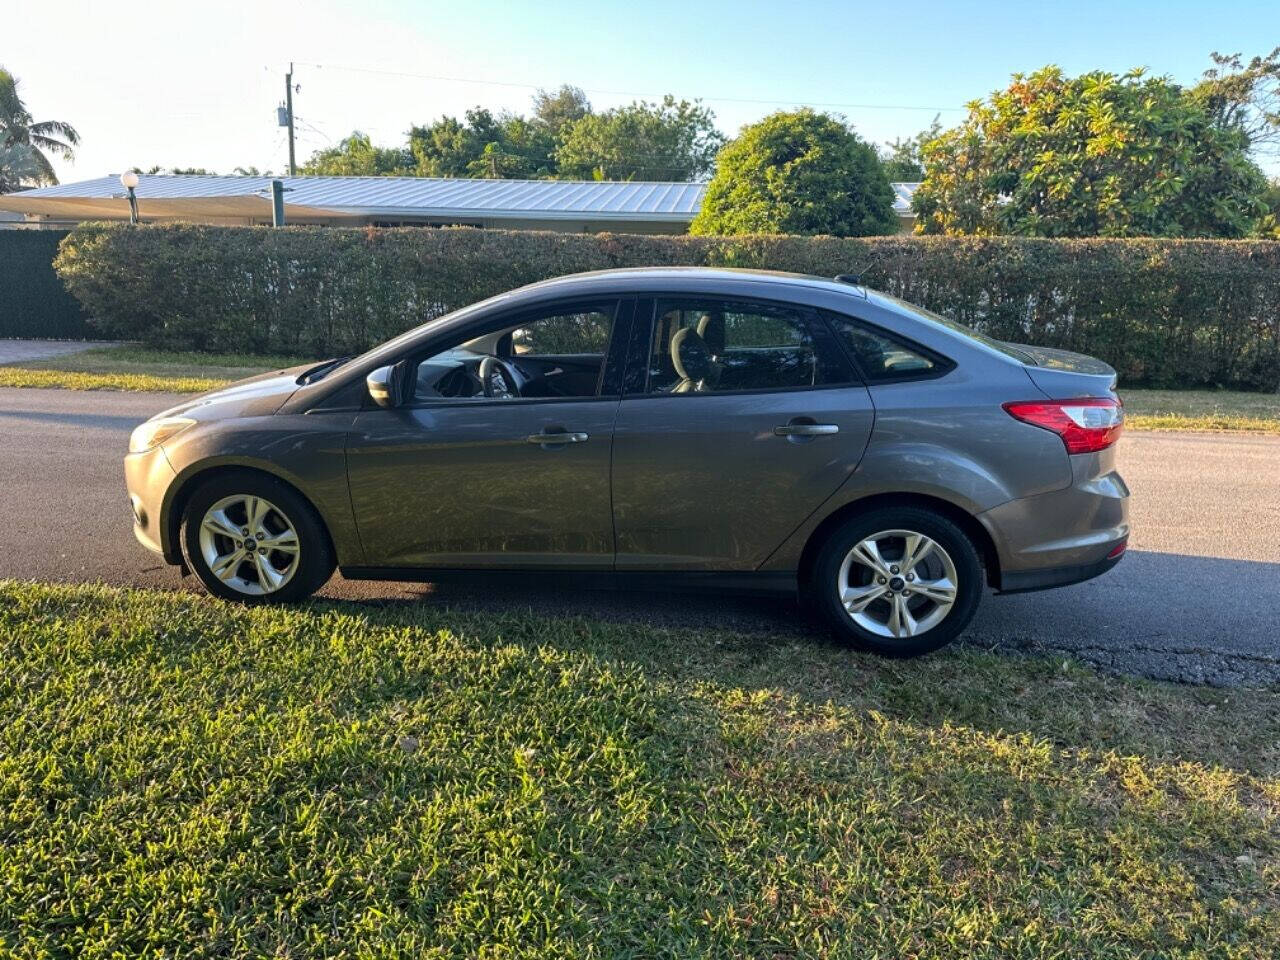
(125, 268), (1129, 656)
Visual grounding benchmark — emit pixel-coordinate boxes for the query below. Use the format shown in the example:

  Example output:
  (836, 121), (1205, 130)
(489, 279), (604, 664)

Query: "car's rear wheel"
(180, 473), (334, 604)
(810, 506), (982, 657)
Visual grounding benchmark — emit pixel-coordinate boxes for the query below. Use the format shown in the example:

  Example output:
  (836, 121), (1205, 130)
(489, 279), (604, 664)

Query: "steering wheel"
(478, 356), (521, 399)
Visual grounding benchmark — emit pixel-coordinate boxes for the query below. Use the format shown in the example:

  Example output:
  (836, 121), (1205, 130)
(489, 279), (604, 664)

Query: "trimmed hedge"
(55, 223), (1280, 390)
(0, 230), (97, 339)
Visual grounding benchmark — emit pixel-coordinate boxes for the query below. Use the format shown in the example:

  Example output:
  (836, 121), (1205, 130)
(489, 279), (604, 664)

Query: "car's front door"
(611, 296), (876, 571)
(345, 300), (629, 569)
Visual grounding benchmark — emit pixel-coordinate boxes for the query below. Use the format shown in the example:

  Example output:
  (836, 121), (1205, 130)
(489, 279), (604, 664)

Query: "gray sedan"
(125, 268), (1129, 656)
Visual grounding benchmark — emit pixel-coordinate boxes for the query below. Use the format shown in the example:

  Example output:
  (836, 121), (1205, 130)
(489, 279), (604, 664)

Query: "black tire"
(180, 471), (335, 604)
(808, 506), (983, 657)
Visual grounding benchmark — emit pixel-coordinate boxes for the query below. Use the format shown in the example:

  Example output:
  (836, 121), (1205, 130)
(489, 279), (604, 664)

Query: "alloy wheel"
(197, 494), (301, 596)
(836, 528), (959, 639)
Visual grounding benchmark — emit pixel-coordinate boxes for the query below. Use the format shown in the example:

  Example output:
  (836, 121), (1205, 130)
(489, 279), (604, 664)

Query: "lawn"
(0, 345), (310, 394)
(0, 581), (1276, 957)
(1122, 388), (1280, 435)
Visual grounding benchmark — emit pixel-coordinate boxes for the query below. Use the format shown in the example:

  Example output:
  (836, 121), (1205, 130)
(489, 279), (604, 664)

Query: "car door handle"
(527, 431), (589, 445)
(773, 423), (839, 437)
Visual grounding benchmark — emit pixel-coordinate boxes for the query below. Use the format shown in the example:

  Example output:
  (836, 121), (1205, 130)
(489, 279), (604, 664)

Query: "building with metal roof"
(0, 174), (921, 233)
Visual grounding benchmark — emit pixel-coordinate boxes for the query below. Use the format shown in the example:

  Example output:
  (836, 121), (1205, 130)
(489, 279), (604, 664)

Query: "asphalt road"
(2, 386), (1278, 686)
(0, 338), (119, 363)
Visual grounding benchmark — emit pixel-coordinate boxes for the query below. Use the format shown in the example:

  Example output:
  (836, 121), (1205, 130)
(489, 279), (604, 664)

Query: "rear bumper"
(997, 548), (1124, 593)
(978, 451), (1130, 592)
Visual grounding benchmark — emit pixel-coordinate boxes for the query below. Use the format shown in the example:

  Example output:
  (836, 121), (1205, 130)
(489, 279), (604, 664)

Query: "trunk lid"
(1004, 342), (1118, 399)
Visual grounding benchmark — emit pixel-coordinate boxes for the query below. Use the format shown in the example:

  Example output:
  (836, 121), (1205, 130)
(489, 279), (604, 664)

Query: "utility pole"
(284, 63), (297, 176)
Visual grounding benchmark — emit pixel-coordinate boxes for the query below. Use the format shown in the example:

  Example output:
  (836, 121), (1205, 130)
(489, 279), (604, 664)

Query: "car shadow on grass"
(329, 548), (1280, 689)
(320, 564), (1280, 779)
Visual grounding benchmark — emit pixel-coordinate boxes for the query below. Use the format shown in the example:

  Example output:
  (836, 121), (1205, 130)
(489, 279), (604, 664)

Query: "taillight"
(1002, 398), (1124, 454)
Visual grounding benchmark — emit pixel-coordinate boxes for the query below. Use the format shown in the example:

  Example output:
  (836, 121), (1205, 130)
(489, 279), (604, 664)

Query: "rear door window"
(644, 299), (852, 394)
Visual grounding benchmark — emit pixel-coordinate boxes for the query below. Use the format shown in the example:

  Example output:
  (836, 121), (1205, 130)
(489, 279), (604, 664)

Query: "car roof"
(504, 266), (873, 303)
(308, 264), (1021, 407)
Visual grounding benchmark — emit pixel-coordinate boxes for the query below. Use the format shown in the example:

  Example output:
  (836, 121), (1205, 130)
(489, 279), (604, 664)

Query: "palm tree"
(0, 66), (79, 191)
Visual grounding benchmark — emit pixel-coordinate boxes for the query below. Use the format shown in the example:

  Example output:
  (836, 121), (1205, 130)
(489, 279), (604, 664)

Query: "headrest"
(695, 313), (725, 355)
(671, 326), (713, 383)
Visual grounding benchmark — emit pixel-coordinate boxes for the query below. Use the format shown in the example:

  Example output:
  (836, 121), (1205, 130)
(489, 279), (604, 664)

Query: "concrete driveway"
(1, 386), (1277, 686)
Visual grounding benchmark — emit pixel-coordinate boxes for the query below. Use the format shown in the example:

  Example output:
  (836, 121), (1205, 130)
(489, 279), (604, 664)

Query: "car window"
(512, 310), (612, 356)
(645, 299), (849, 394)
(875, 294), (1035, 364)
(826, 316), (940, 381)
(411, 304), (616, 403)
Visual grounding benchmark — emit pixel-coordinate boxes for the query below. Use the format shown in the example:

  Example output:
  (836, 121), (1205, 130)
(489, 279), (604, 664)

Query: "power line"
(290, 60), (965, 113)
(293, 117), (334, 145)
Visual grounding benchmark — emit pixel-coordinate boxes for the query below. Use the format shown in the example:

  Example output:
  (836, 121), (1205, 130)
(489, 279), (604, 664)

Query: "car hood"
(151, 364), (313, 422)
(1003, 342), (1119, 398)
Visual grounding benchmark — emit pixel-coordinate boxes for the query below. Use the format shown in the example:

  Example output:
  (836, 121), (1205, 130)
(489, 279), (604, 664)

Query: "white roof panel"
(1, 173), (707, 222)
(0, 174), (921, 222)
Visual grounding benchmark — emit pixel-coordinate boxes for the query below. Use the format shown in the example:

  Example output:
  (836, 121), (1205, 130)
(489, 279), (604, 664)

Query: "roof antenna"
(834, 251), (880, 286)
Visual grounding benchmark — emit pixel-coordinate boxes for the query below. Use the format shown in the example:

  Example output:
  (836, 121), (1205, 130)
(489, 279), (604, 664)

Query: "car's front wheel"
(810, 506), (982, 657)
(180, 472), (335, 603)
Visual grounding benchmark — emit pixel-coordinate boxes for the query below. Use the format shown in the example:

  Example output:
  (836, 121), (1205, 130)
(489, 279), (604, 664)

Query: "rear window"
(878, 294), (1036, 364)
(826, 317), (939, 382)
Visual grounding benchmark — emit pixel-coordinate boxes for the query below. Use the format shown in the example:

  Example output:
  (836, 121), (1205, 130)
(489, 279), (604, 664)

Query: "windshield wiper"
(297, 357), (350, 385)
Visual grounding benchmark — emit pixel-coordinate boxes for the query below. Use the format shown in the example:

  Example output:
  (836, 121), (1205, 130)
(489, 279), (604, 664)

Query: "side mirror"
(366, 363), (404, 408)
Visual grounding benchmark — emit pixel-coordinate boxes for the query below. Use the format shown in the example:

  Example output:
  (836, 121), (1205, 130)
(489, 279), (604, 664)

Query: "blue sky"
(4, 0), (1278, 181)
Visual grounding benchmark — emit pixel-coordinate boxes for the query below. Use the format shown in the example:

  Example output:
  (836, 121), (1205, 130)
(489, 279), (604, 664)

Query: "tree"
(531, 85), (590, 140)
(555, 96), (723, 181)
(408, 108), (557, 179)
(1194, 47), (1280, 157)
(880, 116), (941, 181)
(0, 66), (78, 191)
(690, 109), (898, 237)
(0, 143), (42, 193)
(1257, 179), (1280, 239)
(129, 165), (217, 175)
(301, 132), (411, 176)
(913, 67), (1268, 238)
(297, 90), (723, 183)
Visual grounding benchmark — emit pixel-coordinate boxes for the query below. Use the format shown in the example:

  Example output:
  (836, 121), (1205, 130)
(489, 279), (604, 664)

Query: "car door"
(345, 299), (630, 569)
(611, 296), (875, 571)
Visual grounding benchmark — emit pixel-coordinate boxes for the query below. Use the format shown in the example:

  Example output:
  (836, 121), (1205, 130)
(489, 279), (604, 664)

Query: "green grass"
(0, 345), (310, 394)
(1, 581), (1276, 957)
(0, 367), (238, 393)
(1123, 388), (1280, 435)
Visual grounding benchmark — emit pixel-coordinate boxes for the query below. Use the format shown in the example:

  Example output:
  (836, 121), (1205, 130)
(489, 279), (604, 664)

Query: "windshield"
(340, 294), (518, 369)
(879, 294), (1037, 364)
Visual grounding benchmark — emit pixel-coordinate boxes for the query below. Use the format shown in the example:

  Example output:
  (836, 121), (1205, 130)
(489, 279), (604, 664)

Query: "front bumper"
(978, 452), (1130, 593)
(124, 446), (178, 559)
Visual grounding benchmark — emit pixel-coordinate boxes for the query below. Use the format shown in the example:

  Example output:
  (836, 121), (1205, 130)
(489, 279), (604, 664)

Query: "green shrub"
(690, 109), (898, 237)
(0, 230), (97, 339)
(55, 223), (1280, 390)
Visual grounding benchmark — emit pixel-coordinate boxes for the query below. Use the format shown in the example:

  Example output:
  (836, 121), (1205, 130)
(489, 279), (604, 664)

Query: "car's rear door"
(610, 296), (875, 571)
(344, 299), (631, 570)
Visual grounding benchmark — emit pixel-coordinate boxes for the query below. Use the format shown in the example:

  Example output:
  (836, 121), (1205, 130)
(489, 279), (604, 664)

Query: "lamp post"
(120, 171), (140, 224)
